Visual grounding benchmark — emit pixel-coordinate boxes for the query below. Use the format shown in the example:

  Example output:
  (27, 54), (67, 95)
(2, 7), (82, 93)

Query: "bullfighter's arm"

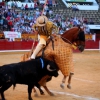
(52, 24), (59, 34)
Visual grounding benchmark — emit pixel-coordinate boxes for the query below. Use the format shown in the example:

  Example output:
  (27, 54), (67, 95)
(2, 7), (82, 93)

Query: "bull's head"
(38, 57), (59, 77)
(46, 62), (59, 77)
(47, 65), (56, 71)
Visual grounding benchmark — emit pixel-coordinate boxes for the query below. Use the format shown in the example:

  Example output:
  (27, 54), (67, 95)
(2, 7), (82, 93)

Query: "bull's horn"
(47, 64), (56, 72)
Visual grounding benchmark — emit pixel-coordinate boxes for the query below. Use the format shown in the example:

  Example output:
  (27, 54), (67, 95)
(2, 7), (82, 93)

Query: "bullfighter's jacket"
(32, 21), (59, 42)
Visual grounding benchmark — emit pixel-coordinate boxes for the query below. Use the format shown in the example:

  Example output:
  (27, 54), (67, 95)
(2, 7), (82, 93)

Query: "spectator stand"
(8, 1), (34, 8)
(0, 0), (100, 50)
(62, 0), (99, 10)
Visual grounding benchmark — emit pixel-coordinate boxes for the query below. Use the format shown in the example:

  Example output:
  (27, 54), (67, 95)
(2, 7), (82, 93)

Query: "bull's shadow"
(0, 57), (59, 100)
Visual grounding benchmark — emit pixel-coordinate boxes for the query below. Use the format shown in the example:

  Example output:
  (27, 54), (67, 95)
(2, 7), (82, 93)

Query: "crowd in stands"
(0, 0), (96, 35)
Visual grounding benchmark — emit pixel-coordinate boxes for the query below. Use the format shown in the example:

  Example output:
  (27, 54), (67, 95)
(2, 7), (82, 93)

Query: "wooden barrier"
(0, 41), (38, 50)
(0, 40), (6, 50)
(0, 32), (38, 41)
(0, 32), (94, 41)
(21, 33), (38, 40)
(85, 34), (92, 40)
(0, 32), (100, 50)
(85, 40), (99, 49)
(0, 40), (99, 50)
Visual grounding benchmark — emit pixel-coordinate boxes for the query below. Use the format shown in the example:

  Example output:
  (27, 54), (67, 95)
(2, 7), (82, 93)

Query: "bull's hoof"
(40, 91), (45, 95)
(67, 84), (71, 89)
(60, 83), (65, 89)
(34, 92), (39, 97)
(28, 97), (33, 100)
(49, 92), (54, 96)
(0, 99), (6, 100)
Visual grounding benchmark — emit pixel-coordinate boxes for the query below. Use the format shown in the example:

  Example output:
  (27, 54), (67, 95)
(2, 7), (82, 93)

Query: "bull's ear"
(47, 64), (56, 72)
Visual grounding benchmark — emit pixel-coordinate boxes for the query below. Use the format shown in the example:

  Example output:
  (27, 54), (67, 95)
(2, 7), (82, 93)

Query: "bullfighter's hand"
(28, 57), (31, 60)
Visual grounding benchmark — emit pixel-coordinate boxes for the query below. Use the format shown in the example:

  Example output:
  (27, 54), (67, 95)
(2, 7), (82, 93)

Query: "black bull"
(0, 57), (59, 100)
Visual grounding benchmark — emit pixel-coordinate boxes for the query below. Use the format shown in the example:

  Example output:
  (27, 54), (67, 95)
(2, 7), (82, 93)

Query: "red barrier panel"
(0, 40), (99, 50)
(5, 42), (14, 50)
(0, 41), (6, 50)
(90, 41), (99, 49)
(85, 40), (99, 49)
(13, 42), (22, 50)
(21, 41), (33, 49)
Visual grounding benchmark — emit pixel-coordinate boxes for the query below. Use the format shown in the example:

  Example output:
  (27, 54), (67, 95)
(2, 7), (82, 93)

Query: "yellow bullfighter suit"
(31, 15), (59, 59)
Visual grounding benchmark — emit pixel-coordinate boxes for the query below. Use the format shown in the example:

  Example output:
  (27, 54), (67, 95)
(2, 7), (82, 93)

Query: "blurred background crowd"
(0, 0), (99, 35)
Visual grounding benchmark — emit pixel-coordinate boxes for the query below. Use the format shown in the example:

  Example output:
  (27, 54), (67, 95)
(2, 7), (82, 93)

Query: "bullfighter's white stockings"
(31, 44), (44, 59)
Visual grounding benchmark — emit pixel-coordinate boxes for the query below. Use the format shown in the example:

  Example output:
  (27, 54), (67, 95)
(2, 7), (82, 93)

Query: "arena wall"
(0, 40), (99, 50)
(0, 33), (100, 51)
(0, 41), (37, 50)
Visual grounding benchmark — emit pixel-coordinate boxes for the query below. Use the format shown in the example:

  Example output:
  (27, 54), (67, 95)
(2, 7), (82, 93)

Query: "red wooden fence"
(0, 40), (38, 50)
(0, 40), (99, 50)
(85, 40), (99, 49)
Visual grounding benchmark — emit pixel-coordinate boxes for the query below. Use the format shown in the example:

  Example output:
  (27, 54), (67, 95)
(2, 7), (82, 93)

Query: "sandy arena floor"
(0, 50), (100, 100)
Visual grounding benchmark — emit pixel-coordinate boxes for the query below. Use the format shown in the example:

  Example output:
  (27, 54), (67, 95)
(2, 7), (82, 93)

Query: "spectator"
(49, 9), (53, 17)
(11, 1), (14, 8)
(25, 24), (31, 33)
(20, 17), (25, 24)
(73, 20), (77, 26)
(0, 17), (3, 30)
(44, 4), (49, 12)
(8, 18), (13, 31)
(3, 17), (8, 31)
(34, 2), (38, 10)
(59, 28), (64, 34)
(7, 5), (11, 10)
(72, 4), (79, 11)
(83, 18), (88, 24)
(0, 1), (98, 36)
(0, 12), (2, 20)
(35, 9), (40, 17)
(7, 9), (11, 17)
(89, 18), (94, 24)
(3, 10), (8, 18)
(25, 4), (28, 11)
(84, 24), (90, 34)
(30, 4), (34, 10)
(48, 0), (52, 7)
(61, 20), (66, 31)
(21, 4), (25, 11)
(14, 1), (18, 8)
(77, 20), (81, 26)
(52, 0), (57, 7)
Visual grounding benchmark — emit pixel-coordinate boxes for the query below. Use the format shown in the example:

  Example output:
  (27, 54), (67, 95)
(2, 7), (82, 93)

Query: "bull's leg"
(67, 73), (74, 89)
(0, 82), (12, 100)
(60, 76), (67, 89)
(35, 83), (44, 95)
(0, 92), (5, 100)
(43, 86), (54, 96)
(28, 85), (33, 100)
(33, 87), (38, 97)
